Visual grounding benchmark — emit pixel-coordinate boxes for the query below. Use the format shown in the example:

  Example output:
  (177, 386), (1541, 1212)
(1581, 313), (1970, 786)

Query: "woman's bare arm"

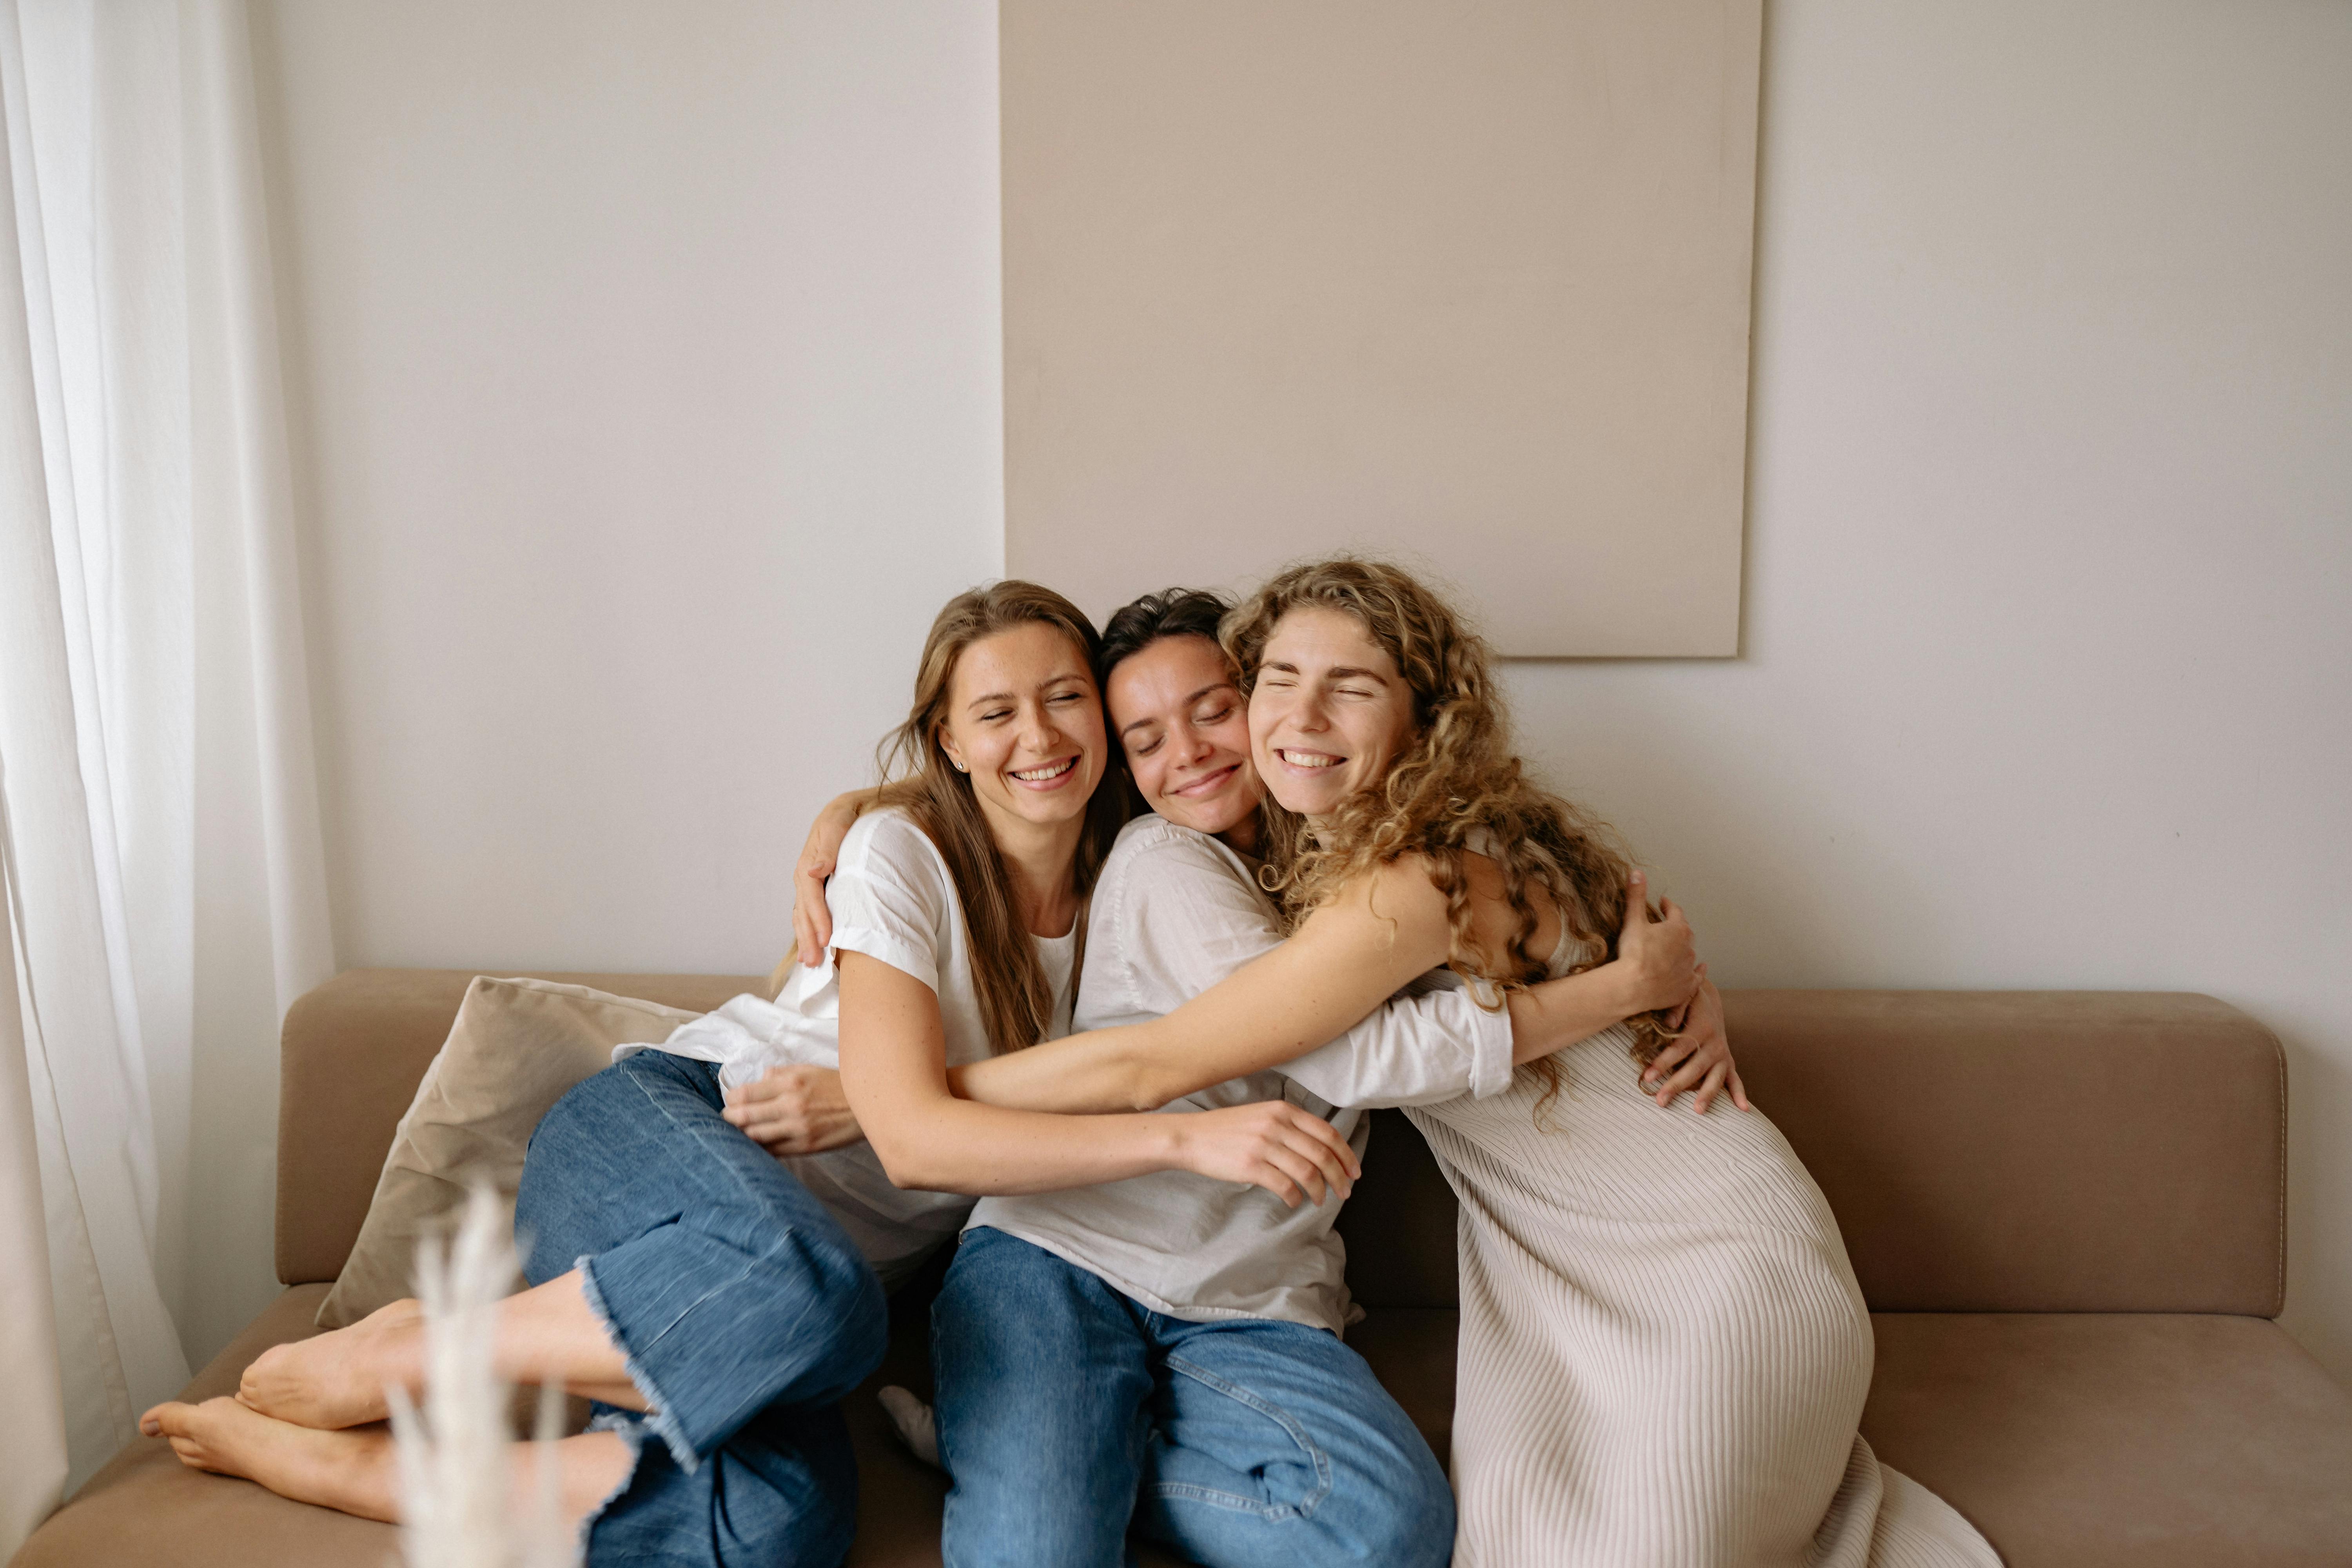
(833, 952), (1361, 1205)
(953, 865), (1698, 1116)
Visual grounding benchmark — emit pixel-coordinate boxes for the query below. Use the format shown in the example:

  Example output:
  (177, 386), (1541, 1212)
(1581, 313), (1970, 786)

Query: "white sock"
(876, 1385), (941, 1470)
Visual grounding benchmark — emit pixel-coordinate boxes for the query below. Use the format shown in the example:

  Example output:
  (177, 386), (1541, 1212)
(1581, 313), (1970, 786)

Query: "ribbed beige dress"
(1405, 970), (2000, 1566)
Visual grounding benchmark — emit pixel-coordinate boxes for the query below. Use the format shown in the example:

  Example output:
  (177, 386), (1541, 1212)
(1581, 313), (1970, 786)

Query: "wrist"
(1157, 1115), (1194, 1173)
(1604, 959), (1650, 1020)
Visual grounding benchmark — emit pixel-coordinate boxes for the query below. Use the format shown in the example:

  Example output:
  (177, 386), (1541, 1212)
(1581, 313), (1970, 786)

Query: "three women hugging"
(142, 559), (1997, 1567)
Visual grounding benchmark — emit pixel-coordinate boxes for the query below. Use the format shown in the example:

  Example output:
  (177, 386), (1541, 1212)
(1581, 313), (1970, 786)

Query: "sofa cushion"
(316, 976), (703, 1327)
(277, 970), (761, 1287)
(1729, 991), (2286, 1315)
(9, 1281), (1200, 1568)
(1861, 1312), (2352, 1567)
(8, 1286), (396, 1568)
(33, 1292), (2348, 1568)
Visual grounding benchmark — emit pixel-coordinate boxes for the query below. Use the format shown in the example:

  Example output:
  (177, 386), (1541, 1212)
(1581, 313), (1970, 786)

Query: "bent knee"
(1330, 1442), (1454, 1565)
(744, 1229), (886, 1395)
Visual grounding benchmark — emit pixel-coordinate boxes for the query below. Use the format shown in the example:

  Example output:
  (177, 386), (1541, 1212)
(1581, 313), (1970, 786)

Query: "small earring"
(953, 760), (968, 773)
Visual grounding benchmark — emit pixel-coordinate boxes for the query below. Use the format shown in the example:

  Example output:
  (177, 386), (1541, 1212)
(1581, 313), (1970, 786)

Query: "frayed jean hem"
(577, 1252), (703, 1476)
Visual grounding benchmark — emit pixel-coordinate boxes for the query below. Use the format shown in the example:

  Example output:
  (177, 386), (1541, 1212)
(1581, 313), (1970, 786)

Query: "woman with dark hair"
(138, 581), (1356, 1568)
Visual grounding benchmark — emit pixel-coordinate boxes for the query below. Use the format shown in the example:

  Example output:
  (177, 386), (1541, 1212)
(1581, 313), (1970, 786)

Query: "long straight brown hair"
(873, 581), (1129, 1056)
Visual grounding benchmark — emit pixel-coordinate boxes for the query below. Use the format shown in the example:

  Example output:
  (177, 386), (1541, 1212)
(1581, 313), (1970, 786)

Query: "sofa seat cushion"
(11, 1286), (397, 1568)
(25, 1293), (2351, 1567)
(1862, 1312), (2352, 1568)
(9, 1283), (1203, 1568)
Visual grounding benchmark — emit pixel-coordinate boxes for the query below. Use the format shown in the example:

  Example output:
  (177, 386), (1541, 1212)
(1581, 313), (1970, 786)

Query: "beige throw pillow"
(314, 976), (701, 1328)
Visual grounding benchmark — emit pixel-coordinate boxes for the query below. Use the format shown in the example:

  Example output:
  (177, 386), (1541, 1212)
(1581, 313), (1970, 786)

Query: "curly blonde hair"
(1220, 557), (1669, 1104)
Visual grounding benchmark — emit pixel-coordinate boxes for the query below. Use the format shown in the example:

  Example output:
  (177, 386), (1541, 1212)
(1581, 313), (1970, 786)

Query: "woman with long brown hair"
(920, 560), (1998, 1566)
(137, 581), (1357, 1568)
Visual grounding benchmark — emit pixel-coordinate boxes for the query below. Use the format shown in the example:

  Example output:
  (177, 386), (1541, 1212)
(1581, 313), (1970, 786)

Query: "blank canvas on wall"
(1002, 0), (1761, 657)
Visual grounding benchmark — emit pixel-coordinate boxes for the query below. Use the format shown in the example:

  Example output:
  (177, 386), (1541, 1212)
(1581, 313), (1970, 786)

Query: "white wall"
(234, 0), (2352, 1381)
(252, 0), (1005, 981)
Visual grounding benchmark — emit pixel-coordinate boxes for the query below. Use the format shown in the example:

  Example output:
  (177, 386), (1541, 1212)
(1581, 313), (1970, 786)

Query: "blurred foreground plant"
(390, 1186), (575, 1568)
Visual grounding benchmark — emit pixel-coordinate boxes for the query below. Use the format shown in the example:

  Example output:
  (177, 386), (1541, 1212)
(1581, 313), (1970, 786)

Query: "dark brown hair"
(1095, 587), (1238, 815)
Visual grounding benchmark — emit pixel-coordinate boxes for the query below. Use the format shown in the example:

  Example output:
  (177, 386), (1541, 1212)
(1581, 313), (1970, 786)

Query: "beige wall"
(1002, 0), (1759, 656)
(229, 0), (2352, 1386)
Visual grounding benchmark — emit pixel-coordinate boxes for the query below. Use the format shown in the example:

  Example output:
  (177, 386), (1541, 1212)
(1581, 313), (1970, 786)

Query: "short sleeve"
(824, 810), (955, 994)
(1096, 827), (1291, 1020)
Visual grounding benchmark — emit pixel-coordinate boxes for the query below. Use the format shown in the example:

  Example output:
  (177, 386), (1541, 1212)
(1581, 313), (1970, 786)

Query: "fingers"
(793, 876), (832, 968)
(1619, 871), (1650, 933)
(1650, 1037), (1720, 1105)
(1244, 1150), (1308, 1207)
(1279, 1123), (1356, 1202)
(1262, 1145), (1326, 1207)
(1691, 1059), (1730, 1115)
(721, 1068), (817, 1145)
(1294, 1110), (1363, 1182)
(721, 1073), (786, 1123)
(1240, 1108), (1359, 1207)
(1640, 1035), (1697, 1091)
(1730, 1068), (1752, 1112)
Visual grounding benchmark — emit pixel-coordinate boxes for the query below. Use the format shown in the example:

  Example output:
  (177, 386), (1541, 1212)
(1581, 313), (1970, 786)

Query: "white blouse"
(969, 814), (1513, 1334)
(627, 806), (1074, 1286)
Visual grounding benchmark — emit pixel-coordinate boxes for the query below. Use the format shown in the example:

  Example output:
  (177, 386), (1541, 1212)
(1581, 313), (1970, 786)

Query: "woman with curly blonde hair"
(939, 558), (1996, 1566)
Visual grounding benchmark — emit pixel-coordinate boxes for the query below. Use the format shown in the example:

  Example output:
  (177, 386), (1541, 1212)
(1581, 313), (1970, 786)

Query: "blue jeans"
(517, 1050), (888, 1568)
(933, 1227), (1455, 1568)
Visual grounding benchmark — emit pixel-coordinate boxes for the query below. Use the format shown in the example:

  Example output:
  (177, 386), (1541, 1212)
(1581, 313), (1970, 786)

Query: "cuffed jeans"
(934, 1227), (1456, 1568)
(516, 1050), (887, 1568)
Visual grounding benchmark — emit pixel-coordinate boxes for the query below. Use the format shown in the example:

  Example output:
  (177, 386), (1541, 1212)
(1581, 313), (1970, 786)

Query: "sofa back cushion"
(1339, 990), (2284, 1316)
(281, 976), (2285, 1317)
(1721, 989), (2284, 1316)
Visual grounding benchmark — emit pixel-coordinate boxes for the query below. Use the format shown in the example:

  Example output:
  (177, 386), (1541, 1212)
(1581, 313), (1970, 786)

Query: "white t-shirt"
(626, 807), (1075, 1286)
(969, 815), (1513, 1333)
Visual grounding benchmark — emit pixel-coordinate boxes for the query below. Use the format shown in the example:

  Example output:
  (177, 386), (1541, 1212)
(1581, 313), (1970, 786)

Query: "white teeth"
(1012, 758), (1076, 782)
(1279, 750), (1341, 769)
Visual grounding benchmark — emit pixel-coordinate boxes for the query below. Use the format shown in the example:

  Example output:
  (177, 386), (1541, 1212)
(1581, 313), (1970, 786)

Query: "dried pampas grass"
(390, 1185), (577, 1568)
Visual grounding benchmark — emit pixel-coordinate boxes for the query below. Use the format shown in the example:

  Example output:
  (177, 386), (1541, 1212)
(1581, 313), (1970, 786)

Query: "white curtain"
(0, 0), (330, 1545)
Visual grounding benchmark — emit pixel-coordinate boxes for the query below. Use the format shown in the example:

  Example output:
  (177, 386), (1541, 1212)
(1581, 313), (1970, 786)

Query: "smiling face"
(1105, 634), (1263, 845)
(935, 621), (1107, 839)
(1247, 605), (1417, 821)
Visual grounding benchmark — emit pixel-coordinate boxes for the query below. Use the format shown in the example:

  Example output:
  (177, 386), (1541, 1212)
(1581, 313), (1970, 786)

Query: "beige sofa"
(14, 976), (2352, 1566)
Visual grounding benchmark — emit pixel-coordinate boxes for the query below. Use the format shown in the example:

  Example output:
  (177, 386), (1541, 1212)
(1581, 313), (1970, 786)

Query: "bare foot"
(142, 1397), (399, 1522)
(239, 1298), (425, 1429)
(142, 1397), (637, 1536)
